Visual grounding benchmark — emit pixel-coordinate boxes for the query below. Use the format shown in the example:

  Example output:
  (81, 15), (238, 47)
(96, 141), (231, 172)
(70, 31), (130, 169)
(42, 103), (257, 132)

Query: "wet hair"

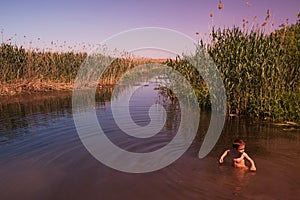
(232, 139), (245, 149)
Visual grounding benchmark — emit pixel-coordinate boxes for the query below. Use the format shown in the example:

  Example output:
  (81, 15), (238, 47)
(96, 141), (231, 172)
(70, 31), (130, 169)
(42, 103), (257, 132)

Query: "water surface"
(0, 86), (299, 200)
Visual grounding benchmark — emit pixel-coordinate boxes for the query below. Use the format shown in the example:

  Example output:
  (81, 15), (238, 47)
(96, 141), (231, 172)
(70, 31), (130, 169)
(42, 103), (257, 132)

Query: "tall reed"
(207, 24), (299, 121)
(0, 44), (87, 83)
(0, 44), (156, 94)
(166, 19), (299, 122)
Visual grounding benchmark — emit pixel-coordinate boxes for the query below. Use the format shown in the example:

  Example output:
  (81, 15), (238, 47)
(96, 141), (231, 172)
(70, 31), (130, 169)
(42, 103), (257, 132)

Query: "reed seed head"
(218, 1), (224, 10)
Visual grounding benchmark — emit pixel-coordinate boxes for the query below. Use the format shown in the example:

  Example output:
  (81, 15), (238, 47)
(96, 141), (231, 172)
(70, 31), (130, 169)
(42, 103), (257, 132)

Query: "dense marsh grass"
(0, 44), (86, 82)
(166, 18), (300, 122)
(0, 44), (157, 95)
(0, 44), (87, 94)
(207, 25), (299, 121)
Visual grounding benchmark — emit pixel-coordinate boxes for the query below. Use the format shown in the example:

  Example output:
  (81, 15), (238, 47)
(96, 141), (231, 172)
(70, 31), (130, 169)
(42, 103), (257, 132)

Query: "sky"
(0, 0), (299, 55)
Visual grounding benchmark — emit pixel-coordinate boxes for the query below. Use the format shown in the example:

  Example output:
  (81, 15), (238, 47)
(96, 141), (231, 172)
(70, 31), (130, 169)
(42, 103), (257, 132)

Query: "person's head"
(232, 139), (245, 153)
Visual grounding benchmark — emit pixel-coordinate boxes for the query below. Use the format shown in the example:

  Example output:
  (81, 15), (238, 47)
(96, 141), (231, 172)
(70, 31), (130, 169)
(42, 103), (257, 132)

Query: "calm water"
(0, 86), (300, 200)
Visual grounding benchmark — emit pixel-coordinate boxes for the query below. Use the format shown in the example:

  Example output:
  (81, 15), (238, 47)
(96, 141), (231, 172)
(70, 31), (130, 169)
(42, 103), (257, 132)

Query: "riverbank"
(1, 84), (300, 127)
(0, 78), (73, 96)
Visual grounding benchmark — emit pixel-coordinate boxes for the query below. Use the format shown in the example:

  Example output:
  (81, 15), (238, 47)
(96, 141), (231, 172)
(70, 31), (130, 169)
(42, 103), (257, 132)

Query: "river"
(0, 84), (299, 200)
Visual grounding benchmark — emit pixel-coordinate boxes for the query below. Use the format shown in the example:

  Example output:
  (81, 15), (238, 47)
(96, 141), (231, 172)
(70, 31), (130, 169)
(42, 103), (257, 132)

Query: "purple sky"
(0, 0), (299, 52)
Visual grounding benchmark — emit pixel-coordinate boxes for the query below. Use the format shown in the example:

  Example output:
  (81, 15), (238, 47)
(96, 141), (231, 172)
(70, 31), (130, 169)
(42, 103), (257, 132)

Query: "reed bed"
(0, 44), (87, 94)
(166, 17), (300, 122)
(208, 26), (299, 121)
(98, 58), (163, 86)
(0, 43), (158, 95)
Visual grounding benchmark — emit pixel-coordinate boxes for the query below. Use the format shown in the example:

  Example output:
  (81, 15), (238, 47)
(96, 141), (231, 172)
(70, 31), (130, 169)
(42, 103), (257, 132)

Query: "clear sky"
(1, 0), (299, 52)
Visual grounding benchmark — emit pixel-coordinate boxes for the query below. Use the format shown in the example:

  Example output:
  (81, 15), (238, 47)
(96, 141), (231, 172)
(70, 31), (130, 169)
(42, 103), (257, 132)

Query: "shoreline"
(0, 88), (73, 105)
(1, 82), (299, 126)
(0, 79), (74, 96)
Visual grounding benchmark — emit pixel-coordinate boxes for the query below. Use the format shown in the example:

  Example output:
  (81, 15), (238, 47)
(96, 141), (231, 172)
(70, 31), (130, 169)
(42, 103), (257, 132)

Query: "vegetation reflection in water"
(0, 87), (113, 144)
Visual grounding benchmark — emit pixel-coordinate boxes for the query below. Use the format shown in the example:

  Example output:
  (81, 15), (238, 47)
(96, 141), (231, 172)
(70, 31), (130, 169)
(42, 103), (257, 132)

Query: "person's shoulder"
(242, 152), (249, 156)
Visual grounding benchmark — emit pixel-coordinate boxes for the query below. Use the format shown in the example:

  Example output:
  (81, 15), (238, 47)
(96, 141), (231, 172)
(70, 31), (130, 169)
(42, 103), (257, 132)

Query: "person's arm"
(219, 150), (230, 164)
(243, 153), (256, 171)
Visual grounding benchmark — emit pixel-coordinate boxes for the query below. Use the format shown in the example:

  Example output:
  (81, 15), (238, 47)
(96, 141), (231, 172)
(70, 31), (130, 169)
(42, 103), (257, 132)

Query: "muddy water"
(0, 86), (299, 200)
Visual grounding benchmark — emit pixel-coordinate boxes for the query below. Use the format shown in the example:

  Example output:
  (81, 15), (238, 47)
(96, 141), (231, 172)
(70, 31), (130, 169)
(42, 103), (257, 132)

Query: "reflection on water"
(0, 88), (113, 144)
(217, 165), (255, 197)
(0, 85), (300, 200)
